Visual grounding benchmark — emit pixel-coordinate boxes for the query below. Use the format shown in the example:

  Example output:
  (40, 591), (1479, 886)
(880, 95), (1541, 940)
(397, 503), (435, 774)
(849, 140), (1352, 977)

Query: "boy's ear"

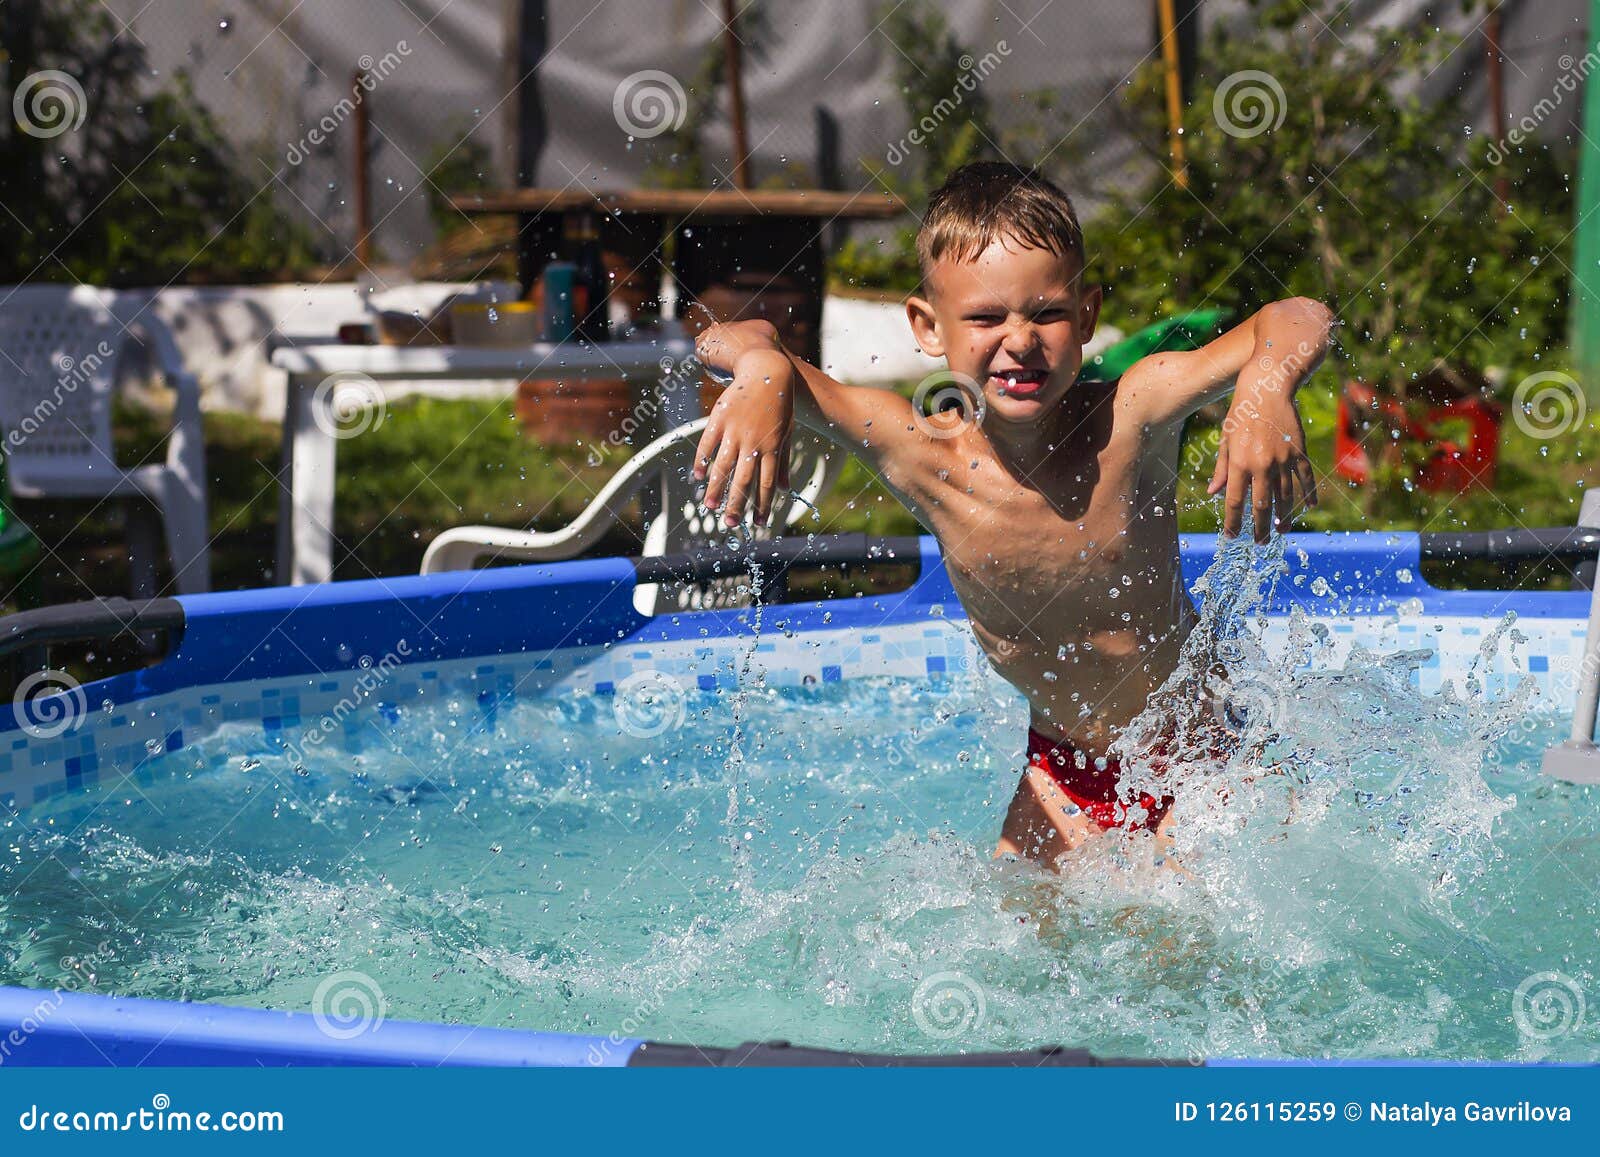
(1078, 283), (1103, 343)
(906, 294), (944, 358)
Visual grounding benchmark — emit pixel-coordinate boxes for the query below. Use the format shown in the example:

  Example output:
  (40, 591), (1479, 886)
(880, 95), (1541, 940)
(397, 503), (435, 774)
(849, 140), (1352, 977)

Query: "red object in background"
(1334, 380), (1503, 494)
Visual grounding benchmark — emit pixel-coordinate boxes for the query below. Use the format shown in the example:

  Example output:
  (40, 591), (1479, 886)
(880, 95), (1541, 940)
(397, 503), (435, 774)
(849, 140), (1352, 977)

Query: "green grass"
(6, 377), (1594, 613)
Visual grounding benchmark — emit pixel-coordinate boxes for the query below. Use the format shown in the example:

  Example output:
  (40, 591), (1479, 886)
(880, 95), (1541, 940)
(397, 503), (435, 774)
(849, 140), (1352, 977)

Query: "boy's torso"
(888, 382), (1194, 754)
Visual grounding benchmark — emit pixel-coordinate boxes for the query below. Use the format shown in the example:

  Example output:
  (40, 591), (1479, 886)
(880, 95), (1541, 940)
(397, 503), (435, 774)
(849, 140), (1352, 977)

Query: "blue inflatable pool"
(0, 531), (1595, 1066)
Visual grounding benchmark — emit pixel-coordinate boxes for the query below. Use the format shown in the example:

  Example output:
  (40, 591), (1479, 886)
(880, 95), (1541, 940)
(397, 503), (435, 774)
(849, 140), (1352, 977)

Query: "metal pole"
(1569, 0), (1600, 400)
(1157, 0), (1189, 190)
(352, 70), (372, 266)
(1485, 3), (1509, 215)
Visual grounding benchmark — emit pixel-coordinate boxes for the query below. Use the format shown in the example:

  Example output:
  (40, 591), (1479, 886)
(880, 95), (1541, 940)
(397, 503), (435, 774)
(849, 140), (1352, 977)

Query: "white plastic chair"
(0, 285), (210, 595)
(421, 418), (839, 614)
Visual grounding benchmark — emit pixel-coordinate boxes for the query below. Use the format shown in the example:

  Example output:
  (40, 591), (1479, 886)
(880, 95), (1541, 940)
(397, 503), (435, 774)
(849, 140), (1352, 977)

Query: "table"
(270, 330), (695, 586)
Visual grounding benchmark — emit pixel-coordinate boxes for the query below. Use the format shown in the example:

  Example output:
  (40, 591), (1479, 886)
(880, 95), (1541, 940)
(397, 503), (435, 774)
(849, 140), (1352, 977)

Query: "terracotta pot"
(687, 276), (817, 411)
(516, 378), (633, 445)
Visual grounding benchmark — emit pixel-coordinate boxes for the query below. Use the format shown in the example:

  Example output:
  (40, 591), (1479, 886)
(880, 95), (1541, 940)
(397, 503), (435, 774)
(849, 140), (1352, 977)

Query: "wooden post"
(352, 69), (373, 265)
(1485, 2), (1509, 215)
(507, 0), (548, 187)
(1157, 0), (1188, 190)
(721, 0), (751, 189)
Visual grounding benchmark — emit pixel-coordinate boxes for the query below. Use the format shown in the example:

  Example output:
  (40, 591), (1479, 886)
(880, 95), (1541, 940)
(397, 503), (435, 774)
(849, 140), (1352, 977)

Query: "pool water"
(2, 548), (1598, 1061)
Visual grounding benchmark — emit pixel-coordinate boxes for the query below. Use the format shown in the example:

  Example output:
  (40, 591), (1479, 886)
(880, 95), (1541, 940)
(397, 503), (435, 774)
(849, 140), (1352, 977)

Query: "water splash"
(1106, 532), (1532, 993)
(723, 550), (766, 889)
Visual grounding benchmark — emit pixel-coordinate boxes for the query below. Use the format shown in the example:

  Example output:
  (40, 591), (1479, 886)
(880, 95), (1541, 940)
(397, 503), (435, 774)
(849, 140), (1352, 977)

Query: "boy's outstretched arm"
(1118, 297), (1336, 542)
(691, 319), (915, 527)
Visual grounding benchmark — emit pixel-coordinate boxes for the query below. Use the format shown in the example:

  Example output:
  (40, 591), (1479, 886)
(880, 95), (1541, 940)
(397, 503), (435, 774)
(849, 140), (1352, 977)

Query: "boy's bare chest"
(922, 451), (1176, 635)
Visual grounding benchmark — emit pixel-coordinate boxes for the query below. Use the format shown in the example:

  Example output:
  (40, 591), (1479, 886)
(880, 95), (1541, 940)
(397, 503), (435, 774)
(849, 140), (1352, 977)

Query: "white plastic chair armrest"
(421, 418), (710, 575)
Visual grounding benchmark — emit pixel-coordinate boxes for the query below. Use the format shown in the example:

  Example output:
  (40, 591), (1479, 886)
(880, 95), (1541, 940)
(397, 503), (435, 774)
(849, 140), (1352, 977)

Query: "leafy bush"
(1087, 0), (1571, 394)
(1, 0), (318, 285)
(829, 1), (1010, 293)
(831, 0), (1573, 400)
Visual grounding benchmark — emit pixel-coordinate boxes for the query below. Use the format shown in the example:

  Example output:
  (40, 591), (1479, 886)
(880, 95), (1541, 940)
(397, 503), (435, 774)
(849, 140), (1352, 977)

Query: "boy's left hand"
(1207, 392), (1318, 543)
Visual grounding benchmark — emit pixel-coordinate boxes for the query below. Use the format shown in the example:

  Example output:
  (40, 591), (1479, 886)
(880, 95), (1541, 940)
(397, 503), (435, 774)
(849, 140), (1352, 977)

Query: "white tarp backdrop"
(103, 0), (1589, 264)
(79, 0), (1589, 412)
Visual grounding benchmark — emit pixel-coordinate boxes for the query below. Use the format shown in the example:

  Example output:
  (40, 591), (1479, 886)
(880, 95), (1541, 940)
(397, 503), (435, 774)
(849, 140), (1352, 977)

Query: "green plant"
(423, 125), (494, 236)
(829, 2), (1013, 293)
(1, 0), (318, 284)
(641, 1), (773, 191)
(1088, 0), (1571, 509)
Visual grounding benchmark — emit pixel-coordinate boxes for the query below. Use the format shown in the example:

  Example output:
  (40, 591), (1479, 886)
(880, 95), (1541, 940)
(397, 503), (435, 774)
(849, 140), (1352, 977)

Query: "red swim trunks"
(1026, 727), (1175, 832)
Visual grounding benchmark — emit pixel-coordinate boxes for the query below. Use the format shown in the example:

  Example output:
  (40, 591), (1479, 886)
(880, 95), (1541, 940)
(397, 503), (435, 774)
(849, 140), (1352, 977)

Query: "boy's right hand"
(693, 320), (796, 528)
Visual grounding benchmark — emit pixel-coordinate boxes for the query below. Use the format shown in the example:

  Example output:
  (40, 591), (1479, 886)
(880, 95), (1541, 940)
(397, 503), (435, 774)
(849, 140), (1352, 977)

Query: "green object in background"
(0, 456), (43, 610)
(1571, 0), (1600, 400)
(1078, 308), (1232, 383)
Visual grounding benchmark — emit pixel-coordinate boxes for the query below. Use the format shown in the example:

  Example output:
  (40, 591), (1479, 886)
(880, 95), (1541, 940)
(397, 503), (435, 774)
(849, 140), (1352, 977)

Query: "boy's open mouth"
(989, 367), (1050, 398)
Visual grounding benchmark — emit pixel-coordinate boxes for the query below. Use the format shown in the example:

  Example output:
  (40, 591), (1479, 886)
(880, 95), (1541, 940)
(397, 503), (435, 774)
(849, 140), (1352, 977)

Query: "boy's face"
(907, 237), (1101, 428)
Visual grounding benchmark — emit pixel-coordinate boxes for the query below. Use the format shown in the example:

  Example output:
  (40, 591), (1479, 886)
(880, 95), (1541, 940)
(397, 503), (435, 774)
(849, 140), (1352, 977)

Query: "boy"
(691, 162), (1333, 865)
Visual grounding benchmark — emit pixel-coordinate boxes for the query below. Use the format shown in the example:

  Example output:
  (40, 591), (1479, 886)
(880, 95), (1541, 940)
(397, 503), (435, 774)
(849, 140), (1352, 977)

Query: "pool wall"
(0, 533), (1588, 816)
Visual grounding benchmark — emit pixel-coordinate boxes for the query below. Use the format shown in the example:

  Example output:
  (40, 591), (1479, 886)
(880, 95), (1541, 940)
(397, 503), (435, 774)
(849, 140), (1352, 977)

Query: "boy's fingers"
(756, 453), (779, 525)
(723, 452), (758, 526)
(704, 441), (739, 510)
(1274, 467), (1295, 529)
(693, 420), (721, 482)
(1252, 470), (1274, 543)
(1296, 458), (1318, 508)
(1207, 442), (1229, 496)
(1288, 461), (1310, 516)
(1223, 468), (1247, 537)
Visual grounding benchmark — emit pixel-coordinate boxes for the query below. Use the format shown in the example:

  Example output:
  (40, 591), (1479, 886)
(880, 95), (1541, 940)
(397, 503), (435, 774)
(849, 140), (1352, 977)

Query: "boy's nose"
(1002, 324), (1041, 358)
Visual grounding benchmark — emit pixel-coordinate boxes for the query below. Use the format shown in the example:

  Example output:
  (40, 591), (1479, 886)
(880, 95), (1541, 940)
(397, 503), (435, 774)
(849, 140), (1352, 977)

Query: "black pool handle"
(631, 526), (1600, 586)
(632, 533), (926, 586)
(0, 597), (185, 661)
(628, 1039), (1182, 1067)
(1420, 525), (1600, 565)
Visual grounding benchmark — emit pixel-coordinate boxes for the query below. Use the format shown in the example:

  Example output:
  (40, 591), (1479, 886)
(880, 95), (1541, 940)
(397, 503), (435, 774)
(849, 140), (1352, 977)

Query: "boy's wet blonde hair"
(916, 162), (1084, 288)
